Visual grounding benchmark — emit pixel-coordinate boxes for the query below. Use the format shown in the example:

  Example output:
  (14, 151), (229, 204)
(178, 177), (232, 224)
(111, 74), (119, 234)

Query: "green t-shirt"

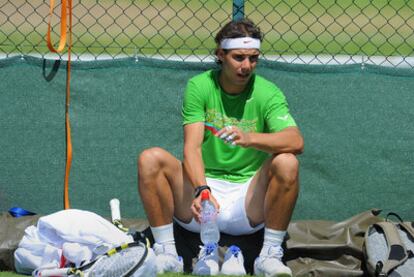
(182, 70), (297, 183)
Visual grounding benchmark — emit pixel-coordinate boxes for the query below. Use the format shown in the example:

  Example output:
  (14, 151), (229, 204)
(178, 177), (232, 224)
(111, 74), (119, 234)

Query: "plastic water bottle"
(200, 190), (220, 245)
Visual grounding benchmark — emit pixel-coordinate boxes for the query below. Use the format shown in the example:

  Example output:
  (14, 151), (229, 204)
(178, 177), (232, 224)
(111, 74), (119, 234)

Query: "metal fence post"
(233, 0), (245, 21)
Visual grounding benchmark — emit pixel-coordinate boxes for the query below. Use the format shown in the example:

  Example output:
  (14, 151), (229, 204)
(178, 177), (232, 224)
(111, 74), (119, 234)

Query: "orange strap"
(47, 0), (73, 210)
(47, 0), (67, 53)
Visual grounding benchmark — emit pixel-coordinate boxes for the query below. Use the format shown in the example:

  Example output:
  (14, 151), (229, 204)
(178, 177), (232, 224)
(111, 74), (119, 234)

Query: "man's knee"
(138, 147), (166, 174)
(269, 153), (299, 186)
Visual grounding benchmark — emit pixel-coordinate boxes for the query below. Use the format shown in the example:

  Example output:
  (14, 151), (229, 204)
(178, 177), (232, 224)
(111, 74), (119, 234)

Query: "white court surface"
(1, 52), (414, 68)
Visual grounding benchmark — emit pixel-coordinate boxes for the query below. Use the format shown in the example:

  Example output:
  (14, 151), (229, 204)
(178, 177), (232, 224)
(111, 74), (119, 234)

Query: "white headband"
(220, 37), (261, 50)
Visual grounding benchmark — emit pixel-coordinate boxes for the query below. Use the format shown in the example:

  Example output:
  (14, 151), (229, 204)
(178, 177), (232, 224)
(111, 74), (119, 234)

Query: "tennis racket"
(32, 241), (148, 277)
(110, 198), (129, 233)
(110, 198), (147, 243)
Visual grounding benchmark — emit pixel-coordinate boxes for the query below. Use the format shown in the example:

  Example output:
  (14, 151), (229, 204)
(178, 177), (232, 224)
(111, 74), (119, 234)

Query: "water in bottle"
(200, 190), (220, 245)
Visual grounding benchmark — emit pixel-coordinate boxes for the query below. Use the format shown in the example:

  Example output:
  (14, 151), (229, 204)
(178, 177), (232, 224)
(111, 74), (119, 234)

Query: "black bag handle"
(386, 212), (404, 223)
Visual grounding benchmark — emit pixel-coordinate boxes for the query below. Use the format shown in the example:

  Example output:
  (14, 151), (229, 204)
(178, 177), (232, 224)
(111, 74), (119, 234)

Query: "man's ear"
(216, 48), (225, 62)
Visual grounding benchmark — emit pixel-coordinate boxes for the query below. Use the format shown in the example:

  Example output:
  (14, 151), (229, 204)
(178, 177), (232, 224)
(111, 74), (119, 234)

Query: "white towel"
(37, 209), (132, 248)
(14, 225), (62, 274)
(14, 209), (133, 274)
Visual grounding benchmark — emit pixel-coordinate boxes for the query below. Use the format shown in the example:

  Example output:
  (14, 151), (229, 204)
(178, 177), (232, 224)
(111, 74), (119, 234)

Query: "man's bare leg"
(246, 153), (300, 277)
(138, 147), (194, 225)
(137, 147), (194, 273)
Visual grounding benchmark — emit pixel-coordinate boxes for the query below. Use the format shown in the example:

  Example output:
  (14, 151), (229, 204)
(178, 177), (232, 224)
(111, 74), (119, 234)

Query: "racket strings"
(87, 246), (145, 277)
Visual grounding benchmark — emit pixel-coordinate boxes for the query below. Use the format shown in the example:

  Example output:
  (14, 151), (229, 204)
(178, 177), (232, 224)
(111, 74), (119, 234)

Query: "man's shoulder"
(252, 74), (282, 95)
(253, 74), (278, 89)
(189, 69), (216, 83)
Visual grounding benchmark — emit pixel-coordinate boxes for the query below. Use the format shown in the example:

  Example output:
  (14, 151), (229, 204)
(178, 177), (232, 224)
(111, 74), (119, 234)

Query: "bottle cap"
(201, 190), (210, 200)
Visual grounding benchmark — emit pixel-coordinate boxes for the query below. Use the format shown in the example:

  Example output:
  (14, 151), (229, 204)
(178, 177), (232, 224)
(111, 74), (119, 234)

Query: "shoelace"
(265, 245), (284, 259)
(153, 243), (166, 255)
(154, 243), (179, 259)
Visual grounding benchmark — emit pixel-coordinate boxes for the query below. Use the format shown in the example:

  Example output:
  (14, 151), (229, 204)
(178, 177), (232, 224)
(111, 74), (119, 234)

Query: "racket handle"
(110, 198), (121, 222)
(33, 267), (69, 276)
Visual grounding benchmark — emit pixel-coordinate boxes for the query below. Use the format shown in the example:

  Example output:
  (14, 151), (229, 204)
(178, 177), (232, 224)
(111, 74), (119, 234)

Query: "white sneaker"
(192, 243), (220, 276)
(254, 245), (292, 277)
(220, 245), (246, 276)
(152, 243), (184, 274)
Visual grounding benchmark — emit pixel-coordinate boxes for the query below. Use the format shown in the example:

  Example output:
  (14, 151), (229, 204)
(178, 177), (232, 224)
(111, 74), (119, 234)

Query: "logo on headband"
(221, 37), (261, 49)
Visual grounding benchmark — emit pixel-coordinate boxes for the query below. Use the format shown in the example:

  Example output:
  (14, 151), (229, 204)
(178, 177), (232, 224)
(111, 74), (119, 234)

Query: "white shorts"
(174, 177), (264, 235)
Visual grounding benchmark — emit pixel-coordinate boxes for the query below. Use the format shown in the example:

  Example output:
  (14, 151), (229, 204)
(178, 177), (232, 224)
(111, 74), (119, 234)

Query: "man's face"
(217, 48), (260, 93)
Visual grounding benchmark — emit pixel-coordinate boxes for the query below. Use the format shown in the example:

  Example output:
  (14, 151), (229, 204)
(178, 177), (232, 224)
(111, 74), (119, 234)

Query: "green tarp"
(0, 209), (384, 276)
(0, 56), (413, 220)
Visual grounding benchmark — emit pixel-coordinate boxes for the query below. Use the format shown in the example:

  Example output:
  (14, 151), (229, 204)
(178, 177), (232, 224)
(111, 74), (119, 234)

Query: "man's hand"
(215, 125), (251, 147)
(217, 125), (304, 154)
(191, 190), (220, 223)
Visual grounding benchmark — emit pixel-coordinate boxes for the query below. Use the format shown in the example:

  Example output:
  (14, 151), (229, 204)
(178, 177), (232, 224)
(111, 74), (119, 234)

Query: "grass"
(1, 0), (413, 57)
(0, 272), (254, 277)
(0, 273), (22, 277)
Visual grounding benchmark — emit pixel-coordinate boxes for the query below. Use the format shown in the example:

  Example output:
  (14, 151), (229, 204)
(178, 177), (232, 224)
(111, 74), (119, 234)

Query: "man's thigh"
(244, 157), (273, 226)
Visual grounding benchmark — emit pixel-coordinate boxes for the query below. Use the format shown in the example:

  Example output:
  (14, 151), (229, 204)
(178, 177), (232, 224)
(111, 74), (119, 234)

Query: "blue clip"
(8, 207), (36, 217)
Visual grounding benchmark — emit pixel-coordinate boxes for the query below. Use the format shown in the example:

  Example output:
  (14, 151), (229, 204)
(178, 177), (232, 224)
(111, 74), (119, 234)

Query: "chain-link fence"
(1, 0), (413, 67)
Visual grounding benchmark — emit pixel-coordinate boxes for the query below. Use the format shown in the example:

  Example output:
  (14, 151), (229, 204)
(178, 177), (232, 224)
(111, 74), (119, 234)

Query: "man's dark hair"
(214, 18), (263, 64)
(215, 18), (263, 44)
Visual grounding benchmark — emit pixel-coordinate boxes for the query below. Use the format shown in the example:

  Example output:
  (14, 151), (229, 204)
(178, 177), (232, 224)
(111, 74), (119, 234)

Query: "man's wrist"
(193, 185), (211, 198)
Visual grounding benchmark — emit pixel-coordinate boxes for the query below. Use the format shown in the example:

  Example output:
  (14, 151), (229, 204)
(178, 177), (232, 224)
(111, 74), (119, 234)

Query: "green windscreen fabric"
(0, 56), (413, 221)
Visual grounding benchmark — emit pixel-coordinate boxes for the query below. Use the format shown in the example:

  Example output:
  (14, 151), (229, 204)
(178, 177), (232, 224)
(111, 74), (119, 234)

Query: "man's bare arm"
(183, 122), (206, 187)
(217, 126), (304, 155)
(183, 122), (220, 221)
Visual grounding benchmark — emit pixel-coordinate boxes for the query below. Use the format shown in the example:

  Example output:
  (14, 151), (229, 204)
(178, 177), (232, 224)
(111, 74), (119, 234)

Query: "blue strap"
(8, 207), (36, 217)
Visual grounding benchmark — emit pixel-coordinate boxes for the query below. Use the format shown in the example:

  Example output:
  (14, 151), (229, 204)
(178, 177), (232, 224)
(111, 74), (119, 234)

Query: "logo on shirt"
(205, 109), (257, 132)
(277, 115), (289, 121)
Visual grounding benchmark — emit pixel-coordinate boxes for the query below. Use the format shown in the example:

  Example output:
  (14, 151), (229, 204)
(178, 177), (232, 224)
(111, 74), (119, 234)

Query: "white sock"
(150, 223), (178, 256)
(260, 228), (286, 256)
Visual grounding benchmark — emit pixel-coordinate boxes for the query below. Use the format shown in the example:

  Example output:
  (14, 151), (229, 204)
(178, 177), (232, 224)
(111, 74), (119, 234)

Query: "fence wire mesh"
(1, 0), (413, 67)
